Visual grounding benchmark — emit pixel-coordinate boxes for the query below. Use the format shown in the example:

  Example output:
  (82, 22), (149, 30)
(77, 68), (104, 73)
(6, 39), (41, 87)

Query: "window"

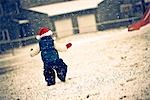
(0, 31), (3, 41)
(0, 4), (3, 16)
(0, 29), (10, 41)
(120, 4), (132, 13)
(15, 3), (20, 14)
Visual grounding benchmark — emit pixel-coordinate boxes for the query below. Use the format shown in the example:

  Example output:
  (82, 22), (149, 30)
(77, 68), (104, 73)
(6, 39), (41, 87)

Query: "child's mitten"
(66, 43), (72, 49)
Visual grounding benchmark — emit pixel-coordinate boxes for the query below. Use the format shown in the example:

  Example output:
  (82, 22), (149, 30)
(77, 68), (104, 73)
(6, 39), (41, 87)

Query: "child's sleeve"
(30, 44), (40, 57)
(54, 41), (72, 52)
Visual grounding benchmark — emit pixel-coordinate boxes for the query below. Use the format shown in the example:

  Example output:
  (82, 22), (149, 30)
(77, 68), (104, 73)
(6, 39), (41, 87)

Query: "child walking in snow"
(30, 27), (72, 86)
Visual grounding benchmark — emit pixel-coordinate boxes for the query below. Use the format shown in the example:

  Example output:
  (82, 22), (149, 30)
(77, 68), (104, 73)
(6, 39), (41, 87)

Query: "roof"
(145, 0), (150, 2)
(29, 0), (103, 17)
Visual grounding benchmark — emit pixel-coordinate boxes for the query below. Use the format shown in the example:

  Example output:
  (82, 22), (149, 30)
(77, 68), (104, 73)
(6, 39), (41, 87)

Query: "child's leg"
(43, 65), (55, 86)
(55, 59), (67, 82)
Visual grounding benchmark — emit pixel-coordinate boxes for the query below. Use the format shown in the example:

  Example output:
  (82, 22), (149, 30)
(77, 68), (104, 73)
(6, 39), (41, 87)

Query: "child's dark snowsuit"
(39, 36), (67, 85)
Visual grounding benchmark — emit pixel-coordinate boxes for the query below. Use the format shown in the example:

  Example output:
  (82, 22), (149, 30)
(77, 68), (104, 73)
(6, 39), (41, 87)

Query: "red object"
(37, 27), (49, 36)
(66, 43), (72, 49)
(128, 6), (150, 31)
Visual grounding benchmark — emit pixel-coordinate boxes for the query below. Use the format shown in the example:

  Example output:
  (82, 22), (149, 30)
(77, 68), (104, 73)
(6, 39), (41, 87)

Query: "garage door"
(77, 14), (97, 33)
(54, 18), (73, 38)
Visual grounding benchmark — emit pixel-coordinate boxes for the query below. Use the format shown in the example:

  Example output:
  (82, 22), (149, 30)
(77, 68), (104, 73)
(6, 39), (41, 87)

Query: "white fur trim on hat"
(36, 30), (53, 40)
(36, 35), (41, 40)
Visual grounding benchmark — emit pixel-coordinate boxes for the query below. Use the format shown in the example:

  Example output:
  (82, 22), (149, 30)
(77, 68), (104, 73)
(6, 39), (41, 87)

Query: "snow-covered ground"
(0, 25), (150, 100)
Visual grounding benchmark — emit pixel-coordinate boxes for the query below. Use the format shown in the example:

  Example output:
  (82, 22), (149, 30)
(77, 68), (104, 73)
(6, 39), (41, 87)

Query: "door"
(54, 18), (73, 38)
(77, 14), (97, 33)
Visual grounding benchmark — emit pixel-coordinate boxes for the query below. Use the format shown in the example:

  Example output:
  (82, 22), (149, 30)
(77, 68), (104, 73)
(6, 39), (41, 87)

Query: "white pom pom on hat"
(36, 35), (41, 40)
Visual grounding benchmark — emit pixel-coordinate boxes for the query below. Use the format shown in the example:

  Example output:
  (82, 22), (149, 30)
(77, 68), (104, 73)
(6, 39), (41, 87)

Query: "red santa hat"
(36, 27), (53, 40)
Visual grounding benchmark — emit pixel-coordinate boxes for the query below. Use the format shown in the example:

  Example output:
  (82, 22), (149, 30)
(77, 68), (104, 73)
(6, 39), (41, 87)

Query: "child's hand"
(30, 48), (34, 57)
(30, 47), (40, 57)
(66, 43), (72, 49)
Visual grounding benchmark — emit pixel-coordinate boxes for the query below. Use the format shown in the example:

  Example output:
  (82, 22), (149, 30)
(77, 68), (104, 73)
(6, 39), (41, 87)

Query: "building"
(0, 0), (51, 52)
(29, 0), (102, 38)
(29, 0), (150, 38)
(96, 0), (150, 30)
